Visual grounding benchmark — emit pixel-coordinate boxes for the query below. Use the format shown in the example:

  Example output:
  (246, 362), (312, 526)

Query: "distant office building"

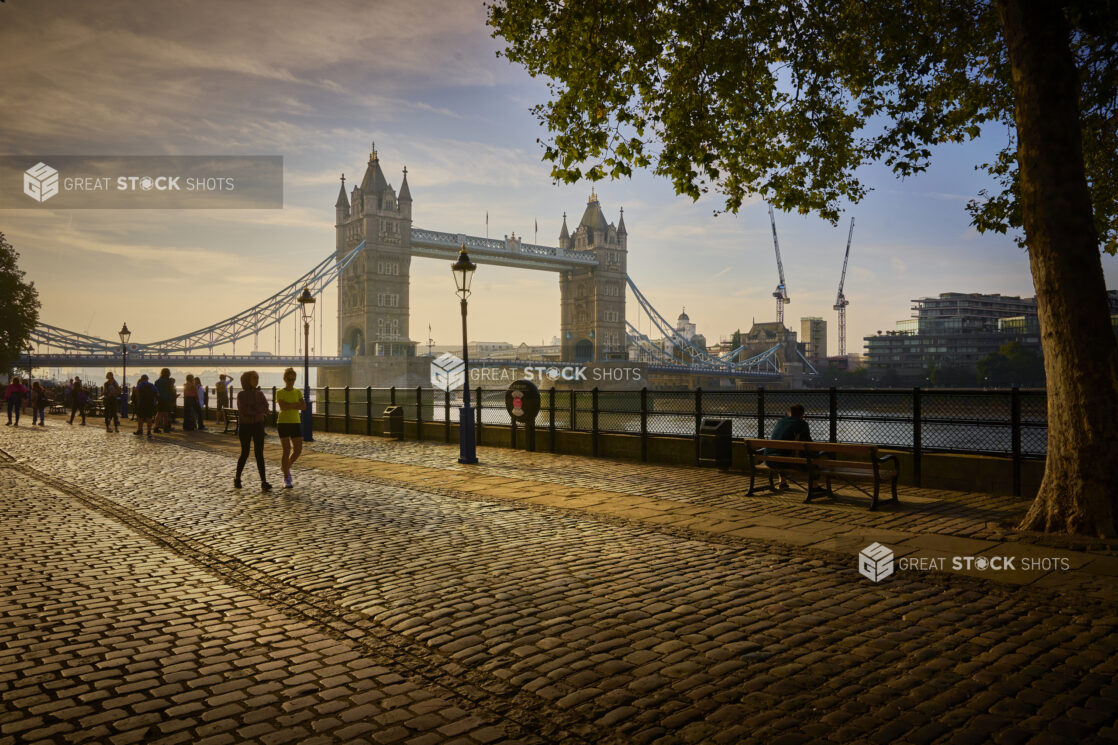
(800, 317), (827, 363)
(864, 292), (1042, 382)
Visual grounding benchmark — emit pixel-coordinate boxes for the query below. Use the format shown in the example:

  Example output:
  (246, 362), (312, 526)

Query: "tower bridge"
(29, 140), (813, 388)
(329, 144), (630, 387)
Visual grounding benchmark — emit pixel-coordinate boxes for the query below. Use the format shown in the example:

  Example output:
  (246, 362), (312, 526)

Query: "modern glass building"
(864, 293), (1041, 382)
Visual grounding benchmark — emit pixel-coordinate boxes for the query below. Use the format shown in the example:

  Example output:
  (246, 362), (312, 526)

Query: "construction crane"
(768, 205), (790, 325)
(833, 217), (855, 357)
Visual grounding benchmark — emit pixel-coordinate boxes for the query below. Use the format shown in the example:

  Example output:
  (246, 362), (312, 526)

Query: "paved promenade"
(0, 417), (1116, 745)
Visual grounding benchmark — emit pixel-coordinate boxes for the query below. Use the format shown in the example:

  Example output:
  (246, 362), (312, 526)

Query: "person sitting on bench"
(767, 403), (812, 490)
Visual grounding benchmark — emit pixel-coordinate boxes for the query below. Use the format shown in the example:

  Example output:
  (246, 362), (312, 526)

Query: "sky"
(2, 0), (1115, 363)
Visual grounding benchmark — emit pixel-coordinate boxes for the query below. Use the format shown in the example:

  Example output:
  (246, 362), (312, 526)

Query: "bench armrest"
(877, 454), (899, 471)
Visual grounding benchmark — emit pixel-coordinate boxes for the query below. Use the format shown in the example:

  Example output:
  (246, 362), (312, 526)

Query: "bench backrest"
(804, 442), (879, 458)
(744, 439), (879, 460)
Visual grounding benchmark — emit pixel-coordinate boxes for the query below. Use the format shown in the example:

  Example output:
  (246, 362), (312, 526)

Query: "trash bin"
(698, 418), (732, 469)
(383, 405), (404, 440)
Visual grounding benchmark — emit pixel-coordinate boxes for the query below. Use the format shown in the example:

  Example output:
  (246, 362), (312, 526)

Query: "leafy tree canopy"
(977, 340), (1047, 386)
(0, 233), (41, 376)
(489, 0), (1117, 253)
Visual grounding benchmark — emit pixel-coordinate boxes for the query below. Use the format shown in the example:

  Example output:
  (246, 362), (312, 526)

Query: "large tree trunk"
(996, 0), (1118, 537)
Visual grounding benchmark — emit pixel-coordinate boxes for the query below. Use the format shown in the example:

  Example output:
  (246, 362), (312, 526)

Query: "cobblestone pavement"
(288, 432), (1073, 547)
(1, 418), (1117, 745)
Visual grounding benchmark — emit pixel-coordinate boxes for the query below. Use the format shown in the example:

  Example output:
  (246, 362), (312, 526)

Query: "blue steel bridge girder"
(30, 241), (368, 356)
(409, 228), (598, 272)
(626, 320), (783, 375)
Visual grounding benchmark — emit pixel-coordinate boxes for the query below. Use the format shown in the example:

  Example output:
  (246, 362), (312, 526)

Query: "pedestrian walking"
(216, 374), (228, 422)
(183, 375), (197, 431)
(5, 377), (28, 426)
(132, 374), (157, 439)
(30, 381), (47, 426)
(275, 367), (305, 489)
(153, 368), (173, 433)
(103, 372), (121, 432)
(169, 378), (179, 429)
(234, 370), (272, 491)
(195, 379), (207, 430)
(68, 376), (87, 425)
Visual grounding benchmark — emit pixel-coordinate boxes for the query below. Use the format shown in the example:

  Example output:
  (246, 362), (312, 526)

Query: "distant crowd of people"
(3, 367), (307, 491)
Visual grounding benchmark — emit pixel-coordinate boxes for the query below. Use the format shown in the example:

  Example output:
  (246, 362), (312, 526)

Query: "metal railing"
(7, 383), (1046, 460)
(21, 383), (1036, 496)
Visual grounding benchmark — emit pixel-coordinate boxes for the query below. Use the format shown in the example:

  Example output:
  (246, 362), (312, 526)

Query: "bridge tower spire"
(335, 174), (349, 223)
(325, 140), (426, 388)
(559, 193), (627, 363)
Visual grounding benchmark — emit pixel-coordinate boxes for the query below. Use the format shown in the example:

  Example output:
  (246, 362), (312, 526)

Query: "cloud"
(0, 0), (499, 153)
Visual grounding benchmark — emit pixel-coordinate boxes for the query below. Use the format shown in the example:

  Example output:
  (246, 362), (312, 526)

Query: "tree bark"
(996, 0), (1118, 537)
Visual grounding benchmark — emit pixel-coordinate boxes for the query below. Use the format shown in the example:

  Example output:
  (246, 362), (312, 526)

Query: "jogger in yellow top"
(275, 367), (306, 489)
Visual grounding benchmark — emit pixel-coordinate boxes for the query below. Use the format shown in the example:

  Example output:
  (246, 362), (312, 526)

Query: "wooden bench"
(221, 407), (239, 434)
(744, 439), (900, 511)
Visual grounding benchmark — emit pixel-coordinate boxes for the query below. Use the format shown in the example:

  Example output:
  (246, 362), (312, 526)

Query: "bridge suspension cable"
(30, 241), (367, 355)
(624, 277), (789, 374)
(625, 276), (727, 367)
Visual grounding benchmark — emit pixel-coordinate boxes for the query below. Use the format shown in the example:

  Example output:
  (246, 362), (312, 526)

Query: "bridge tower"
(559, 192), (628, 362)
(328, 142), (428, 387)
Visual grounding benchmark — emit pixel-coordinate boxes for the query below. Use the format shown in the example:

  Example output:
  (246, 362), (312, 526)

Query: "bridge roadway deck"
(0, 417), (1116, 744)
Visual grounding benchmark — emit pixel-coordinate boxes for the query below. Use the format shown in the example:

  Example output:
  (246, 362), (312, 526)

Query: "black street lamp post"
(297, 286), (315, 442)
(119, 323), (131, 416)
(452, 245), (478, 464)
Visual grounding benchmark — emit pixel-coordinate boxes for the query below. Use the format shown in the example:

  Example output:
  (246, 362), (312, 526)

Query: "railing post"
(390, 385), (396, 406)
(444, 388), (451, 443)
(549, 387), (557, 453)
(694, 388), (703, 466)
(570, 390), (577, 430)
(344, 386), (351, 434)
(415, 386), (423, 441)
(829, 387), (838, 443)
(591, 387), (599, 457)
(912, 387), (922, 488)
(366, 386), (372, 436)
(757, 387), (765, 438)
(1011, 387), (1022, 497)
(640, 387), (648, 463)
(323, 386), (330, 433)
(476, 386), (483, 442)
